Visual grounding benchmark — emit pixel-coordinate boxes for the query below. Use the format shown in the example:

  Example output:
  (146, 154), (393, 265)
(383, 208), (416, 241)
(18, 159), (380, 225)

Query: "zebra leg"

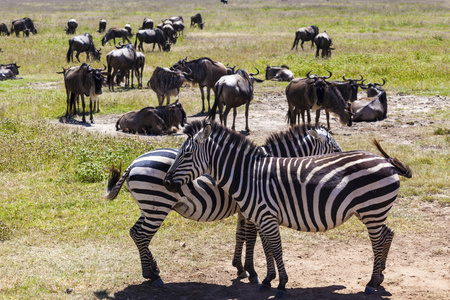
(258, 232), (276, 291)
(243, 220), (260, 283)
(232, 212), (247, 278)
(365, 223), (394, 294)
(129, 213), (164, 286)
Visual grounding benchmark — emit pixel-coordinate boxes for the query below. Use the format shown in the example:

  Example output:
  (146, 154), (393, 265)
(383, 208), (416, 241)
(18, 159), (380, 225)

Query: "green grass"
(0, 0), (449, 298)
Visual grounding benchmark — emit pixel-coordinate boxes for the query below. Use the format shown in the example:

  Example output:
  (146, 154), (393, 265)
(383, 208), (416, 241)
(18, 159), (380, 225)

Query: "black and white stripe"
(105, 124), (341, 286)
(164, 120), (412, 298)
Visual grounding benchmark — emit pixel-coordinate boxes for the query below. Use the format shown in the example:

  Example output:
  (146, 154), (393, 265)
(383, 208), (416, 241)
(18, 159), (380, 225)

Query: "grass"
(0, 0), (449, 299)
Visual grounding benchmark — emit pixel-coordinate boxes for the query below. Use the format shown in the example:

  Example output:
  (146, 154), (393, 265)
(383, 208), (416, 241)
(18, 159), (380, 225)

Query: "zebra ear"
(308, 129), (326, 142)
(195, 124), (211, 144)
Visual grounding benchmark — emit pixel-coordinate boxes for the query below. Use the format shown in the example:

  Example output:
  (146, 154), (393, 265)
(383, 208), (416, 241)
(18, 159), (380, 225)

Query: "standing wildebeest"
(208, 68), (264, 132)
(265, 65), (294, 82)
(0, 63), (20, 80)
(314, 31), (334, 58)
(134, 28), (170, 52)
(102, 28), (132, 46)
(67, 33), (102, 63)
(286, 71), (352, 129)
(98, 19), (106, 33)
(65, 19), (78, 34)
(352, 79), (387, 122)
(59, 63), (105, 123)
(171, 57), (228, 114)
(0, 23), (10, 36)
(148, 66), (193, 106)
(106, 43), (137, 91)
(140, 17), (154, 30)
(11, 17), (37, 37)
(125, 23), (133, 36)
(190, 13), (204, 29)
(163, 23), (177, 44)
(291, 25), (319, 50)
(115, 51), (145, 89)
(116, 101), (187, 135)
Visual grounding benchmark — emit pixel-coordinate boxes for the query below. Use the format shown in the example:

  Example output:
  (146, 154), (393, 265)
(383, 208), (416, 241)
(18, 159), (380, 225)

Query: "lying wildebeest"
(148, 66), (193, 106)
(352, 79), (387, 122)
(58, 63), (105, 123)
(65, 19), (78, 34)
(116, 101), (187, 135)
(190, 13), (204, 29)
(102, 27), (132, 46)
(106, 43), (137, 91)
(140, 17), (154, 30)
(265, 65), (294, 82)
(208, 68), (264, 132)
(171, 57), (228, 114)
(0, 63), (20, 80)
(314, 31), (334, 58)
(66, 33), (102, 63)
(11, 17), (37, 37)
(328, 75), (364, 102)
(0, 23), (10, 36)
(98, 19), (106, 33)
(286, 71), (352, 129)
(291, 25), (319, 50)
(134, 28), (170, 52)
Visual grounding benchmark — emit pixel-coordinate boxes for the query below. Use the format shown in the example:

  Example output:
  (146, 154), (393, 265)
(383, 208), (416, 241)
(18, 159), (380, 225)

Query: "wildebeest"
(171, 57), (228, 114)
(265, 65), (294, 82)
(11, 17), (37, 37)
(208, 68), (264, 132)
(221, 0), (229, 4)
(134, 28), (170, 52)
(59, 63), (106, 123)
(101, 28), (132, 46)
(148, 66), (193, 106)
(0, 23), (10, 36)
(116, 101), (187, 135)
(125, 23), (133, 36)
(114, 51), (145, 89)
(352, 79), (387, 122)
(286, 71), (352, 129)
(65, 19), (78, 34)
(163, 23), (177, 44)
(0, 63), (20, 80)
(140, 17), (154, 30)
(106, 43), (137, 91)
(291, 25), (319, 50)
(314, 31), (334, 58)
(329, 75), (364, 102)
(172, 19), (185, 36)
(190, 13), (204, 29)
(67, 33), (102, 63)
(98, 19), (106, 33)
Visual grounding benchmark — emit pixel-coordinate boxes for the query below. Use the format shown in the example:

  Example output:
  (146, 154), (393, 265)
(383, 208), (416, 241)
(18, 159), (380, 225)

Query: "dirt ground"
(59, 90), (449, 299)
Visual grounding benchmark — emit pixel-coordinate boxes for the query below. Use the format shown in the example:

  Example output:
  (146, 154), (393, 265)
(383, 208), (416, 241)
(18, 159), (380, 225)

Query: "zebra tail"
(104, 163), (130, 200)
(372, 139), (413, 178)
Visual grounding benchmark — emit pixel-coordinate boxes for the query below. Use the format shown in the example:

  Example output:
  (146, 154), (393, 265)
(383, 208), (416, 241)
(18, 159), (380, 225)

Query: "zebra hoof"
(364, 286), (376, 294)
(238, 271), (249, 278)
(258, 283), (271, 291)
(275, 290), (287, 299)
(249, 276), (261, 284)
(151, 277), (164, 287)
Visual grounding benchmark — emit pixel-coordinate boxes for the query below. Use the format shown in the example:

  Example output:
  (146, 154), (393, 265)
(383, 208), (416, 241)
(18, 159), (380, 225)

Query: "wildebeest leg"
(80, 95), (87, 123)
(222, 106), (232, 128)
(199, 86), (206, 113)
(89, 97), (94, 123)
(244, 101), (250, 132)
(300, 40), (305, 50)
(325, 110), (331, 128)
(206, 87), (212, 112)
(232, 107), (237, 131)
(75, 51), (81, 62)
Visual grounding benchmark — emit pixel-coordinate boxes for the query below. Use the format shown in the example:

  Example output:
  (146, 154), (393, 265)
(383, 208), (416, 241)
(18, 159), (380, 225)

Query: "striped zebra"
(105, 124), (342, 286)
(164, 120), (412, 298)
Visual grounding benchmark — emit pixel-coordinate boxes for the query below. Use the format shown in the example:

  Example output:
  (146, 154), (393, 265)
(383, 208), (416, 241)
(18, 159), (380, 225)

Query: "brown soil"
(59, 91), (450, 300)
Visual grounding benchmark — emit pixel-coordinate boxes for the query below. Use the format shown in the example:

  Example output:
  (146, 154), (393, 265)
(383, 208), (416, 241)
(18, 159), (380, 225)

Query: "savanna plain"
(0, 0), (449, 299)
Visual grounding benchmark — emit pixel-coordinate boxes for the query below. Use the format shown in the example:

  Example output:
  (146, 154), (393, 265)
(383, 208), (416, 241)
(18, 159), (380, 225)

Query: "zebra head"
(164, 121), (212, 192)
(307, 127), (343, 153)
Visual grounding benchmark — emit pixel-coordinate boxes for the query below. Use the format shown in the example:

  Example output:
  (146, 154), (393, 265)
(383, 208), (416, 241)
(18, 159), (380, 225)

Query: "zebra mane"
(264, 124), (329, 146)
(184, 120), (264, 156)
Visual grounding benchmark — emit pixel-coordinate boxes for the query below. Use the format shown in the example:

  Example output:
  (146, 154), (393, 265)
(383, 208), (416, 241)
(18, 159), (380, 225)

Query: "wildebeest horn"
(305, 70), (313, 78)
(357, 74), (364, 82)
(359, 79), (369, 89)
(374, 78), (386, 86)
(250, 68), (260, 76)
(183, 67), (192, 76)
(342, 74), (350, 81)
(324, 70), (332, 79)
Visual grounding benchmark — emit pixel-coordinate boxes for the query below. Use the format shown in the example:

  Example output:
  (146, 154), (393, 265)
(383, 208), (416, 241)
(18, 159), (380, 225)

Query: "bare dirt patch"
(58, 92), (449, 299)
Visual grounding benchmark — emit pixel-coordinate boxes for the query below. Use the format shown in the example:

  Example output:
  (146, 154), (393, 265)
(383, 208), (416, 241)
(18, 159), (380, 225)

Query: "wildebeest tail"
(208, 83), (223, 121)
(134, 33), (138, 49)
(104, 163), (130, 200)
(373, 139), (413, 178)
(66, 39), (73, 63)
(291, 34), (299, 50)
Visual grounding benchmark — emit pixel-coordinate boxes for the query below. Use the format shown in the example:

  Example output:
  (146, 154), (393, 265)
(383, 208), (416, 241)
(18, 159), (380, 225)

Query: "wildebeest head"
(1, 63), (20, 76)
(305, 70), (332, 105)
(342, 74), (364, 102)
(87, 64), (107, 95)
(168, 100), (187, 128)
(360, 78), (386, 97)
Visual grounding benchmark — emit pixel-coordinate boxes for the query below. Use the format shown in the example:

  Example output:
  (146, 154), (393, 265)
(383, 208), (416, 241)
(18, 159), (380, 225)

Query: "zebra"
(164, 120), (412, 298)
(104, 123), (342, 286)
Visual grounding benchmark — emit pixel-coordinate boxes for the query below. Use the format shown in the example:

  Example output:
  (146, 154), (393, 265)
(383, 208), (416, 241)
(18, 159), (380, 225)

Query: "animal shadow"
(93, 279), (392, 300)
(59, 116), (92, 126)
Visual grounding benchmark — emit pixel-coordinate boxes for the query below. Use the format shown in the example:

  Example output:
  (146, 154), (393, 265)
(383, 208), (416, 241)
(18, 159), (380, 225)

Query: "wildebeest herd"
(1, 10), (406, 299)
